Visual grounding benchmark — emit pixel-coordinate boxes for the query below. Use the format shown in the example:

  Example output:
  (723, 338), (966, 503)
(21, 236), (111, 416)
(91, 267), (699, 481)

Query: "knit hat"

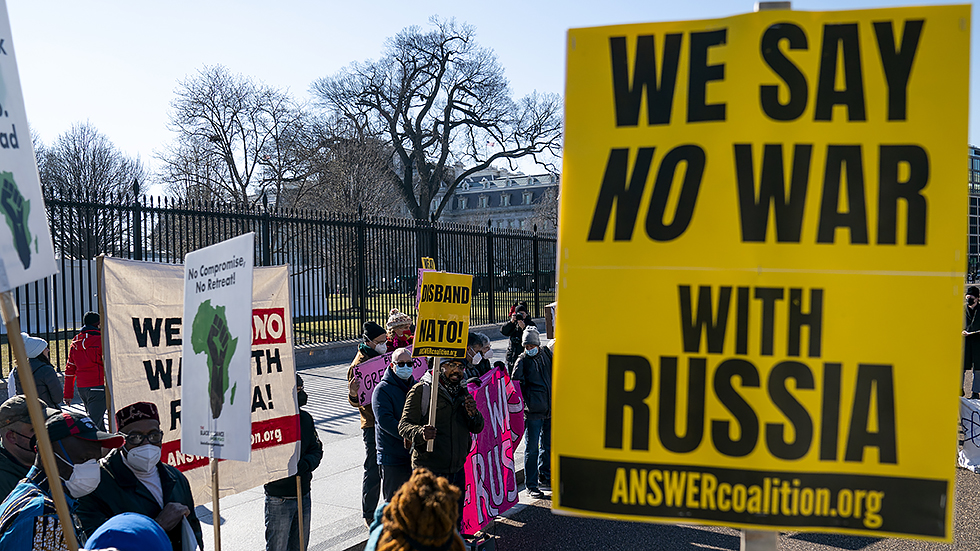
(386, 309), (412, 330)
(84, 513), (171, 551)
(363, 321), (386, 341)
(115, 401), (159, 431)
(969, 286), (980, 298)
(522, 326), (541, 347)
(21, 333), (47, 358)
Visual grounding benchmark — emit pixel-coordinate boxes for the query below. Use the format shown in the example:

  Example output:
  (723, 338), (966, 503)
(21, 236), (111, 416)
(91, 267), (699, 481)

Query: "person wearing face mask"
(347, 321), (387, 526)
(398, 357), (483, 525)
(463, 332), (493, 380)
(372, 348), (417, 501)
(385, 309), (414, 351)
(263, 375), (322, 551)
(512, 326), (553, 499)
(0, 396), (48, 501)
(0, 409), (124, 551)
(965, 286), (980, 398)
(75, 402), (204, 551)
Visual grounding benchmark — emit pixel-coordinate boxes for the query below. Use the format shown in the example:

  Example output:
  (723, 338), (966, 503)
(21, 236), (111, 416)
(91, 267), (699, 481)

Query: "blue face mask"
(394, 362), (413, 379)
(526, 347), (539, 357)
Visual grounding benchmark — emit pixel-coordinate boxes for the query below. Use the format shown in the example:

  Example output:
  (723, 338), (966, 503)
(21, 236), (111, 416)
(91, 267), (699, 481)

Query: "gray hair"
(468, 332), (491, 348)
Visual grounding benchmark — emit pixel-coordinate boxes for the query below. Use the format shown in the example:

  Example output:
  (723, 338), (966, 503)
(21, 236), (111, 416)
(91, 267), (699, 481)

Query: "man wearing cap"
(347, 320), (387, 526)
(64, 311), (107, 430)
(0, 409), (124, 550)
(75, 402), (204, 551)
(0, 396), (47, 500)
(512, 326), (553, 499)
(398, 356), (483, 518)
(9, 333), (63, 410)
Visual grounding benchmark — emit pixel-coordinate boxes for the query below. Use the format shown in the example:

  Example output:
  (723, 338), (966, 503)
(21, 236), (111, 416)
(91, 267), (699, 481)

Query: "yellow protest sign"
(553, 5), (968, 542)
(414, 271), (473, 358)
(421, 257), (436, 270)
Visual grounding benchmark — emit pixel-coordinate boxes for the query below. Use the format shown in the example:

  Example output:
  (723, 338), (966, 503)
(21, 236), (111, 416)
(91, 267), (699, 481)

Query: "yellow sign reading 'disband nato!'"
(554, 5), (968, 541)
(414, 271), (473, 359)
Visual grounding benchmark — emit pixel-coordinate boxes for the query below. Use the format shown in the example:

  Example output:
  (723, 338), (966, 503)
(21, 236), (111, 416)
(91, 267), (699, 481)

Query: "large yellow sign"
(414, 271), (473, 358)
(554, 6), (969, 541)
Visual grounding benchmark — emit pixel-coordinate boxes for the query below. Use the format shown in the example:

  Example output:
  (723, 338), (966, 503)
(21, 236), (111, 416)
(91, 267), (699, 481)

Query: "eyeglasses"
(395, 361), (412, 367)
(123, 430), (164, 446)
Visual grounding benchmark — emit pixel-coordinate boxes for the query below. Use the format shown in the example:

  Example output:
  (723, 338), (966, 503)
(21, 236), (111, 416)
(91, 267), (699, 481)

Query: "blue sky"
(5, 0), (975, 181)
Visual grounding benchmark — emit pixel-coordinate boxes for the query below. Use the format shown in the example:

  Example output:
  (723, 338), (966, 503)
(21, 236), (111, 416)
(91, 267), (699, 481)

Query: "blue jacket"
(373, 367), (414, 466)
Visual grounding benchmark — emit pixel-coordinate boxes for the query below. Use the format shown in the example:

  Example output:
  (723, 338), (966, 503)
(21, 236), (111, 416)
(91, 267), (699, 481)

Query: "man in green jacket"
(0, 396), (43, 501)
(75, 402), (204, 551)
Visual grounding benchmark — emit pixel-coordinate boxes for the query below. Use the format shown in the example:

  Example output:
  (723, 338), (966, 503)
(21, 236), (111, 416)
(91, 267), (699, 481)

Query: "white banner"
(100, 256), (299, 503)
(182, 234), (255, 460)
(0, 1), (57, 291)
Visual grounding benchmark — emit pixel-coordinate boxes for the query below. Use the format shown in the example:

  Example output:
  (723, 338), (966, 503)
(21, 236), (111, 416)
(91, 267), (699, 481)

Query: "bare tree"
(38, 122), (147, 258)
(312, 17), (562, 222)
(161, 65), (311, 206)
(531, 182), (560, 233)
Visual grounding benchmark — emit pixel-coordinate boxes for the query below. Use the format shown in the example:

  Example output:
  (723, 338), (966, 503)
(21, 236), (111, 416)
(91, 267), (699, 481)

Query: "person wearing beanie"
(385, 309), (414, 351)
(965, 287), (980, 398)
(512, 326), (553, 499)
(500, 304), (537, 371)
(9, 333), (63, 411)
(348, 320), (387, 526)
(64, 311), (107, 430)
(364, 468), (467, 551)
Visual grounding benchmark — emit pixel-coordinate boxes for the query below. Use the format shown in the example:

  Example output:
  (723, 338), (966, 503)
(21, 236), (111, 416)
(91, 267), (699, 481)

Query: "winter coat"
(64, 325), (104, 402)
(463, 358), (492, 381)
(265, 409), (323, 496)
(0, 444), (30, 501)
(398, 372), (484, 474)
(512, 346), (553, 420)
(372, 368), (414, 466)
(12, 357), (63, 410)
(500, 318), (537, 368)
(75, 448), (204, 551)
(348, 344), (381, 429)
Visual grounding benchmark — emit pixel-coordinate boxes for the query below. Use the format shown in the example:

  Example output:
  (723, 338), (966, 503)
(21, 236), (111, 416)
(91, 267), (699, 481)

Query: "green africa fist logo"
(192, 300), (238, 419)
(0, 173), (31, 269)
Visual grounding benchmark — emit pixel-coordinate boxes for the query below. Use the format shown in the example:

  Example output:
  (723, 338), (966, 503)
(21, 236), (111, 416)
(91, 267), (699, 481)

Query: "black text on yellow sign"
(413, 272), (473, 359)
(553, 5), (968, 542)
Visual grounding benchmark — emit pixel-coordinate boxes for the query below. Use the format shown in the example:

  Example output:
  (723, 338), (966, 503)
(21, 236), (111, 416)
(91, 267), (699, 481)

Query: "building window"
(523, 192), (533, 205)
(500, 194), (510, 207)
(459, 197), (467, 210)
(479, 195), (489, 208)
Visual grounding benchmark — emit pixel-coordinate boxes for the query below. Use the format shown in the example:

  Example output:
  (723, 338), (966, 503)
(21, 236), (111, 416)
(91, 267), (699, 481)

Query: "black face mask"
(297, 389), (308, 408)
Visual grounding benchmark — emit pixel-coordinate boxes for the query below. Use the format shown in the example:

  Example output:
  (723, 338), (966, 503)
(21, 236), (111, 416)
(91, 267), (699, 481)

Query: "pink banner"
(461, 365), (525, 535)
(352, 347), (429, 406)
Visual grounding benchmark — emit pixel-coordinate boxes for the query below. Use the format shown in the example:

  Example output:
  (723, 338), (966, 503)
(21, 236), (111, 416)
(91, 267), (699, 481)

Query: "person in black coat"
(512, 327), (552, 499)
(500, 306), (536, 371)
(372, 348), (416, 501)
(264, 374), (324, 551)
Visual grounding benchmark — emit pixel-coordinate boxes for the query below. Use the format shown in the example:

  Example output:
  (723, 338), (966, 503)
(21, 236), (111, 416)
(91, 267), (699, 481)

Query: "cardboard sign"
(413, 271), (473, 358)
(182, 233), (255, 460)
(554, 6), (968, 541)
(0, 1), (57, 291)
(352, 347), (428, 406)
(100, 257), (299, 504)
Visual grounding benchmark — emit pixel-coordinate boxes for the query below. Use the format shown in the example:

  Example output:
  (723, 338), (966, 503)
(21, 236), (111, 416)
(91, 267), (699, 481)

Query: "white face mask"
(124, 444), (162, 474)
(63, 458), (102, 498)
(374, 342), (387, 354)
(484, 350), (494, 360)
(472, 352), (484, 365)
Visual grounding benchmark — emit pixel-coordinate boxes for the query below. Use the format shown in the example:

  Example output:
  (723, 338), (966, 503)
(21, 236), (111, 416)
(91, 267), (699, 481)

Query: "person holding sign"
(398, 357), (483, 525)
(76, 402), (204, 551)
(372, 348), (416, 501)
(0, 410), (124, 551)
(347, 321), (387, 526)
(512, 327), (553, 499)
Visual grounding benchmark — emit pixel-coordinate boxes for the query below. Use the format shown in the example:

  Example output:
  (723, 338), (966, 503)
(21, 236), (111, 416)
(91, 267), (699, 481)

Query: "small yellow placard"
(413, 271), (473, 358)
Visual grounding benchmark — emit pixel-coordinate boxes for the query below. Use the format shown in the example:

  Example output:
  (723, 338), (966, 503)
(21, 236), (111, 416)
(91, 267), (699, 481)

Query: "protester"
(463, 332), (493, 380)
(0, 409), (125, 550)
(512, 326), (553, 499)
(398, 357), (483, 522)
(82, 512), (171, 551)
(364, 468), (466, 551)
(373, 348), (416, 501)
(75, 402), (204, 551)
(348, 321), (387, 526)
(9, 333), (63, 410)
(64, 312), (107, 430)
(500, 305), (536, 371)
(386, 309), (414, 351)
(264, 374), (323, 551)
(0, 396), (45, 500)
(965, 286), (980, 398)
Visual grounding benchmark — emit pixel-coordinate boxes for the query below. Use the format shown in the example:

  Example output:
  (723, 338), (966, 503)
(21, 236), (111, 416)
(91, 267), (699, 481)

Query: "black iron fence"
(1, 191), (557, 375)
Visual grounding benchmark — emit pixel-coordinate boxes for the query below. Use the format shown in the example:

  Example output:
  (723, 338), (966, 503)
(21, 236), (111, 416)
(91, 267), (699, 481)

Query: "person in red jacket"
(64, 312), (107, 430)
